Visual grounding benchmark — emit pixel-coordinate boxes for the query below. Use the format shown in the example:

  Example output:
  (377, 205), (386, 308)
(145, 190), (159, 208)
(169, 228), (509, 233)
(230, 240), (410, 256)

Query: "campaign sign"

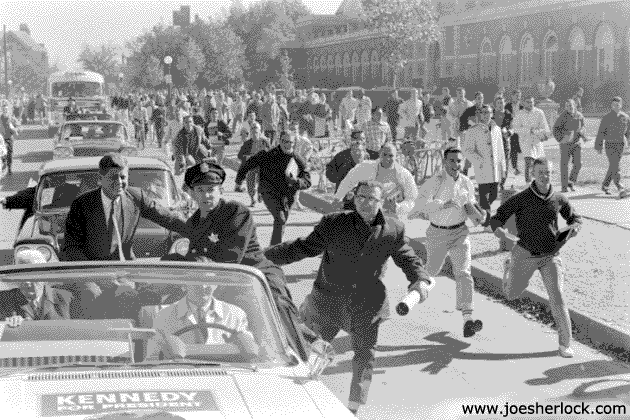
(41, 390), (218, 417)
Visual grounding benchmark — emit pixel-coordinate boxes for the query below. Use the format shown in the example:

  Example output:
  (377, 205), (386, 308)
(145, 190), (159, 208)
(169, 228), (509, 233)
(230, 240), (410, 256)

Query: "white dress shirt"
(101, 189), (117, 226)
(416, 170), (476, 227)
(146, 296), (251, 360)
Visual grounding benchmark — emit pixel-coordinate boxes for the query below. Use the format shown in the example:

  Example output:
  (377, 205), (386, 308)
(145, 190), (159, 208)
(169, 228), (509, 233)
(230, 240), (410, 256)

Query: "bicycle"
(397, 137), (444, 185)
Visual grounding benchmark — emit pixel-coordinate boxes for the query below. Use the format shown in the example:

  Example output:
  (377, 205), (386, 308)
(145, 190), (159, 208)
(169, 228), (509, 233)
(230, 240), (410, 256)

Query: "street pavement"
(2, 137), (630, 418)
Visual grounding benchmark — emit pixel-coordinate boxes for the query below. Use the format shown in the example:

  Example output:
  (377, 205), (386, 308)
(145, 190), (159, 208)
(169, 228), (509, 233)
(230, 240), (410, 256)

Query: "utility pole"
(3, 25), (8, 98)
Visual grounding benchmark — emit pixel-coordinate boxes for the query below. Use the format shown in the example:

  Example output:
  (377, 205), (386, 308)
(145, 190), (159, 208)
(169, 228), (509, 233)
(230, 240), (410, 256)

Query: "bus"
(47, 70), (107, 132)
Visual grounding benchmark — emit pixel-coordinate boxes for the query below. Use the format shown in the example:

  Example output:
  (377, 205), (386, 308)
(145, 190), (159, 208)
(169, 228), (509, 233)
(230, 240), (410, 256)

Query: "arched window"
(594, 24), (615, 81)
(320, 56), (327, 73)
(327, 55), (334, 73)
(352, 52), (360, 83)
(520, 34), (535, 84)
(343, 52), (351, 78)
(371, 50), (380, 81)
(382, 58), (389, 84)
(335, 53), (342, 77)
(361, 51), (370, 83)
(569, 27), (585, 75)
(479, 38), (494, 82)
(499, 36), (512, 84)
(312, 56), (319, 73)
(542, 32), (558, 79)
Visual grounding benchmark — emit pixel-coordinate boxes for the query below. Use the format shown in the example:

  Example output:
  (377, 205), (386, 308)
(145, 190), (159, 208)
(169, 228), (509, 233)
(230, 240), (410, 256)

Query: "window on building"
(352, 52), (360, 83)
(371, 51), (379, 81)
(343, 52), (351, 78)
(445, 26), (455, 56)
(335, 54), (342, 76)
(479, 38), (494, 82)
(543, 33), (558, 80)
(499, 36), (512, 84)
(445, 62), (454, 77)
(569, 27), (586, 76)
(594, 24), (615, 81)
(520, 34), (535, 84)
(361, 51), (370, 83)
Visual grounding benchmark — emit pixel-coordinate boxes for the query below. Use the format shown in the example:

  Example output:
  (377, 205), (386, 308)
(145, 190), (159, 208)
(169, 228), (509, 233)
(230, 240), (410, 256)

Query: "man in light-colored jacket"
(463, 105), (506, 231)
(512, 97), (550, 183)
(333, 142), (417, 219)
(399, 89), (423, 141)
(340, 90), (358, 129)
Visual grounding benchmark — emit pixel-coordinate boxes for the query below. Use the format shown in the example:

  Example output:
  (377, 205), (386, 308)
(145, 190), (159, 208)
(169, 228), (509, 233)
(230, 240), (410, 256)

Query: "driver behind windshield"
(145, 255), (253, 360)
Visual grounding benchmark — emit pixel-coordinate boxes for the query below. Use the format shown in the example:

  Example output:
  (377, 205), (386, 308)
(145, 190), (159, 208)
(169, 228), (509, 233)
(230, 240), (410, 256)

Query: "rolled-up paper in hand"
(396, 290), (422, 316)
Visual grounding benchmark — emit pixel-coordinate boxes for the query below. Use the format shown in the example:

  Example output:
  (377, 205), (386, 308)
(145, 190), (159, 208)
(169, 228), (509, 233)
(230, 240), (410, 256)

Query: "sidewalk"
(218, 161), (630, 420)
(221, 145), (630, 362)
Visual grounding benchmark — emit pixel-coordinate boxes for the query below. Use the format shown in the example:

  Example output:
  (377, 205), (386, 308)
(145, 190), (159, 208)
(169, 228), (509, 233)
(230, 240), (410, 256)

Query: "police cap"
(185, 159), (226, 188)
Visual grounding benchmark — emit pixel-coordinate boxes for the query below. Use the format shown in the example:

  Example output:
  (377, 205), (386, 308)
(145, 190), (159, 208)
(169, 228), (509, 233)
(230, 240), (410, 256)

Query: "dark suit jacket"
(0, 286), (72, 320)
(325, 149), (380, 193)
(265, 210), (433, 312)
(204, 119), (232, 144)
(4, 186), (36, 230)
(62, 186), (188, 262)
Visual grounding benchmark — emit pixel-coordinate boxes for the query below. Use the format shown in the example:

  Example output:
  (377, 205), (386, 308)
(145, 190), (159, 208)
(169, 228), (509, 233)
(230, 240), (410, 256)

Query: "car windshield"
(0, 264), (289, 371)
(61, 123), (127, 142)
(36, 169), (176, 211)
(52, 82), (102, 97)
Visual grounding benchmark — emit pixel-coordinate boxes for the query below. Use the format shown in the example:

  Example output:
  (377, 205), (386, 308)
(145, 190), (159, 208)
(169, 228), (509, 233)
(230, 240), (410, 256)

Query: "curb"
(222, 155), (630, 358)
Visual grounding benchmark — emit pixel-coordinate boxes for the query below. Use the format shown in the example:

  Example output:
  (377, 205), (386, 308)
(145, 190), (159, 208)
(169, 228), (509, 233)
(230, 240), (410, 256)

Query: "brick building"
(289, 0), (630, 115)
(1, 27), (49, 95)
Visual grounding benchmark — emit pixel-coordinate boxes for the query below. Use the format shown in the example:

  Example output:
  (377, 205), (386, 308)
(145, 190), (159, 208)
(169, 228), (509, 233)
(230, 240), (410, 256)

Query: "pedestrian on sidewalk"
(235, 131), (311, 246)
(492, 96), (513, 189)
(236, 124), (271, 207)
(0, 103), (20, 175)
(384, 90), (404, 141)
(505, 90), (523, 175)
(594, 96), (630, 195)
(325, 130), (380, 195)
(512, 97), (549, 183)
(411, 147), (484, 337)
(463, 105), (506, 231)
(265, 179), (434, 417)
(450, 87), (474, 174)
(553, 99), (585, 192)
(333, 142), (417, 219)
(487, 157), (582, 358)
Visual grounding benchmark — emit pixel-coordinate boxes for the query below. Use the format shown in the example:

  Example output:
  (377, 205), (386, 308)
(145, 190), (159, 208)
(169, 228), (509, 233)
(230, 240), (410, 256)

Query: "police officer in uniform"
(179, 160), (308, 357)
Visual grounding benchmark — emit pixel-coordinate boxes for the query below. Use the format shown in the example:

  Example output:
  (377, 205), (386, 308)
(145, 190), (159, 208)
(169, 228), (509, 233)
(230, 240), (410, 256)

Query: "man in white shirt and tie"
(411, 147), (484, 337)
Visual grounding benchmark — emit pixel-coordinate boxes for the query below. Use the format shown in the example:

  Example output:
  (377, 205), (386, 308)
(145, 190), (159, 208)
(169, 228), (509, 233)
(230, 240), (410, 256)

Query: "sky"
(1, 0), (343, 71)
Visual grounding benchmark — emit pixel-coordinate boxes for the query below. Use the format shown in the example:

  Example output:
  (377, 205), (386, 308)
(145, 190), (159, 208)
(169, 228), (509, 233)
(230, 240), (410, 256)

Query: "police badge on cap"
(184, 159), (226, 189)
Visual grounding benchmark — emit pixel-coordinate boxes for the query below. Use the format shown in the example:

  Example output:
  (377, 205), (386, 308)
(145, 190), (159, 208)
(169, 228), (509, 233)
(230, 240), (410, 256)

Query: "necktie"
(109, 197), (125, 261)
(196, 308), (208, 343)
(29, 300), (40, 320)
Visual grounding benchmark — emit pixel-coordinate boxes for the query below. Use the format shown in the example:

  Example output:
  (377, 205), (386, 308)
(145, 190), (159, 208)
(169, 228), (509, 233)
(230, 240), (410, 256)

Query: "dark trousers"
(62, 282), (142, 320)
(510, 134), (521, 170)
(560, 142), (582, 188)
(603, 141), (625, 188)
(388, 121), (398, 140)
(261, 192), (290, 246)
(524, 157), (535, 183)
(302, 287), (383, 406)
(478, 182), (499, 212)
(4, 137), (13, 172)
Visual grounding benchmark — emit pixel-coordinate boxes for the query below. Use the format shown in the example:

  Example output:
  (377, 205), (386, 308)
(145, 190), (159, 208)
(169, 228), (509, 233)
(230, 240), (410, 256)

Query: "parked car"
(53, 119), (137, 159)
(0, 260), (349, 419)
(13, 156), (194, 263)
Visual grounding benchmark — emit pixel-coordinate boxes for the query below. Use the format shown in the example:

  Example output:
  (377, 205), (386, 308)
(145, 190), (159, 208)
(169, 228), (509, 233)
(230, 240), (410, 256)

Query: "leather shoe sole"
(464, 320), (483, 338)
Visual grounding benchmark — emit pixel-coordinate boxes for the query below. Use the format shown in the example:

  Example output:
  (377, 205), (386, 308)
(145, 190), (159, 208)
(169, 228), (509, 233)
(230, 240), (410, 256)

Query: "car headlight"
(14, 245), (56, 264)
(169, 238), (189, 256)
(53, 147), (73, 159)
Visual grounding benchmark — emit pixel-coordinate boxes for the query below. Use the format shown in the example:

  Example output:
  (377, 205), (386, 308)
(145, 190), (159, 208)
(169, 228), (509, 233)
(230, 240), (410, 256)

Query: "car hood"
(0, 367), (350, 419)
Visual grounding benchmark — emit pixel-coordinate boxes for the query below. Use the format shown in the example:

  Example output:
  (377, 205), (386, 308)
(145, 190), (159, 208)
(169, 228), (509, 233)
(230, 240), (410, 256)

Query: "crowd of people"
(1, 78), (630, 416)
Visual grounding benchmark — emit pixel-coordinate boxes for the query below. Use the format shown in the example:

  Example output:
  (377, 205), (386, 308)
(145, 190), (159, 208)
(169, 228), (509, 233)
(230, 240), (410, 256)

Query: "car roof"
(39, 156), (171, 175)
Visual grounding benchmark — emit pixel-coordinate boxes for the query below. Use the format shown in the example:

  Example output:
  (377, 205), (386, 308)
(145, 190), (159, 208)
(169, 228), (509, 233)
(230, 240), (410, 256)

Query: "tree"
(77, 44), (122, 80)
(176, 38), (204, 88)
(361, 0), (438, 88)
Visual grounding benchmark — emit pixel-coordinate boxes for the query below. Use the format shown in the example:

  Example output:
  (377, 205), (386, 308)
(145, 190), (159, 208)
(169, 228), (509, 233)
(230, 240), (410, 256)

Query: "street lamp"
(164, 56), (173, 102)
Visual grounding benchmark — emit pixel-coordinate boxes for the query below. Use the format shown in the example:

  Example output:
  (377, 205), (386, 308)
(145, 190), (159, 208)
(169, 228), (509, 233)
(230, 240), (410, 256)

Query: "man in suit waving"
(60, 153), (189, 319)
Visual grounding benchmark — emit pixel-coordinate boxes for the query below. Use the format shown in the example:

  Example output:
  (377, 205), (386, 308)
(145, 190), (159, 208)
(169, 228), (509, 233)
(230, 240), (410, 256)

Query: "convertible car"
(53, 120), (137, 159)
(0, 261), (350, 419)
(13, 156), (194, 262)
